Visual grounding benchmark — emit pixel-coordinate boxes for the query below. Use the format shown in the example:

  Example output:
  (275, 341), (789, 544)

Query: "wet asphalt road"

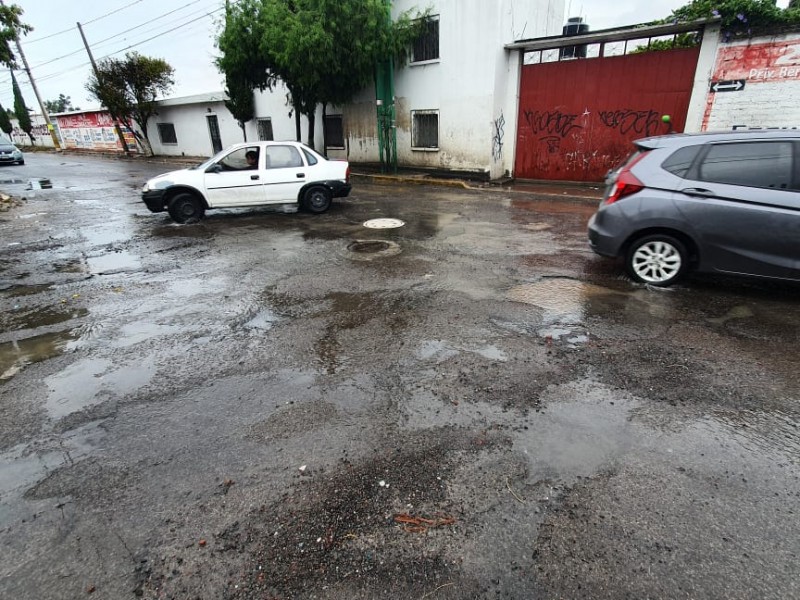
(1, 152), (798, 600)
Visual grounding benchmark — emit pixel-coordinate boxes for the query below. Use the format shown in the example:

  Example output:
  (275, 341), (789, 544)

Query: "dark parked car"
(588, 130), (800, 286)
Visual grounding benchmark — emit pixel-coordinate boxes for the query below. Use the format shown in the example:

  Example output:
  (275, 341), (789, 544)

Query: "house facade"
(326, 0), (565, 179)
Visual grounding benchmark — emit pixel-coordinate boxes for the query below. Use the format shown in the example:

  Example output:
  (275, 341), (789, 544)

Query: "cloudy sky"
(2, 0), (792, 114)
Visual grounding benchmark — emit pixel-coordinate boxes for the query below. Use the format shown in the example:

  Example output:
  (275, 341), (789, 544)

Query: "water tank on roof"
(560, 17), (590, 59)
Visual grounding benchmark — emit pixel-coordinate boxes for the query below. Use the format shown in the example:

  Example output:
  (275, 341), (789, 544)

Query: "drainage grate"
(363, 218), (405, 229)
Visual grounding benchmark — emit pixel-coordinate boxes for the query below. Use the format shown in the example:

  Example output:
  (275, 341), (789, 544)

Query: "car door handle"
(250, 175), (259, 180)
(681, 187), (715, 198)
(296, 173), (305, 178)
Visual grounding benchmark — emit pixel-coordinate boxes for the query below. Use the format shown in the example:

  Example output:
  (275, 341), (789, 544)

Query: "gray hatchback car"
(588, 130), (800, 286)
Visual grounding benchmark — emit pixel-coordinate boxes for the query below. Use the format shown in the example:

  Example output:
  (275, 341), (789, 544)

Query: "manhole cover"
(348, 240), (392, 253)
(363, 218), (405, 229)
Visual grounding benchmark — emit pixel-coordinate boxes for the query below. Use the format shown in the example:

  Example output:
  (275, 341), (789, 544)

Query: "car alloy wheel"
(627, 235), (687, 286)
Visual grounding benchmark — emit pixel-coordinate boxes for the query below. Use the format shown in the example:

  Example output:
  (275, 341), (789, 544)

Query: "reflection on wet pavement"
(0, 330), (77, 380)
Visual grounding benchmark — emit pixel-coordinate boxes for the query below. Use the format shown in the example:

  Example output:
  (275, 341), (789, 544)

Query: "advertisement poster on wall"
(55, 111), (140, 153)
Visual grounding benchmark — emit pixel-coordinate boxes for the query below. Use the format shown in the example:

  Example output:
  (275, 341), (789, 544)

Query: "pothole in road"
(346, 239), (401, 260)
(508, 277), (625, 322)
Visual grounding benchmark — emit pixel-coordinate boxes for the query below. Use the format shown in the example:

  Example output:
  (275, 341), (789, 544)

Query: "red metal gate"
(514, 48), (701, 182)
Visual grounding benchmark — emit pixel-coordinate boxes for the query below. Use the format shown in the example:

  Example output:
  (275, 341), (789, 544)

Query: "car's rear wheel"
(168, 193), (205, 224)
(302, 186), (332, 214)
(626, 234), (688, 286)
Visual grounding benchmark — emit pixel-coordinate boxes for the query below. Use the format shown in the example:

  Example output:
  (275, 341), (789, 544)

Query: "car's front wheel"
(626, 234), (688, 286)
(302, 186), (332, 214)
(168, 193), (205, 224)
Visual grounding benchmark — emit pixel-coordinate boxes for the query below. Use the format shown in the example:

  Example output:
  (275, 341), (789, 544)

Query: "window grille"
(325, 115), (344, 148)
(412, 17), (439, 62)
(257, 118), (274, 141)
(412, 111), (438, 149)
(157, 123), (177, 144)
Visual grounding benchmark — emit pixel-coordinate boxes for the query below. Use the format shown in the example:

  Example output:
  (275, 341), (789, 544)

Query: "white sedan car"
(142, 141), (351, 223)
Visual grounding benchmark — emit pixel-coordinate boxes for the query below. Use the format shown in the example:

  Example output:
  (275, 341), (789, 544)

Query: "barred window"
(325, 115), (344, 149)
(257, 118), (274, 141)
(412, 110), (439, 150)
(157, 123), (177, 144)
(412, 17), (439, 62)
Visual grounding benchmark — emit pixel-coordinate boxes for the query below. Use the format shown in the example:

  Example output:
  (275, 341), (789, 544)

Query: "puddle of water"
(509, 278), (629, 323)
(111, 322), (184, 348)
(1, 305), (87, 332)
(0, 283), (53, 298)
(53, 259), (85, 273)
(0, 421), (104, 522)
(710, 408), (800, 460)
(708, 304), (755, 326)
(0, 330), (77, 381)
(86, 250), (141, 274)
(244, 308), (280, 331)
(45, 358), (156, 420)
(81, 226), (130, 247)
(416, 340), (508, 363)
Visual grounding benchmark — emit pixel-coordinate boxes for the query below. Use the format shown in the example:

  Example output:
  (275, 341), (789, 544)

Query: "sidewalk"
(40, 148), (606, 203)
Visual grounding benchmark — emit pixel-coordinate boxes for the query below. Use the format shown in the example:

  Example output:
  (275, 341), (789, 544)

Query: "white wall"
(335, 0), (564, 178)
(148, 100), (241, 157)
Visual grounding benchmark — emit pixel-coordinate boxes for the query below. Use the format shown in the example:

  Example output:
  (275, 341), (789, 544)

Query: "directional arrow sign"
(711, 80), (746, 92)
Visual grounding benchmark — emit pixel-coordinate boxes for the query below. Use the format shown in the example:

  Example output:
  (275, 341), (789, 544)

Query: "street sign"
(711, 80), (746, 92)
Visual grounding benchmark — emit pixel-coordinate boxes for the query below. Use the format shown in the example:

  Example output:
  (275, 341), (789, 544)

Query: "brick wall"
(703, 31), (800, 131)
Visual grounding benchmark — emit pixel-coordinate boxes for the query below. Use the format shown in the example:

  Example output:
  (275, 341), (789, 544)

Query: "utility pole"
(0, 0), (61, 149)
(77, 21), (130, 155)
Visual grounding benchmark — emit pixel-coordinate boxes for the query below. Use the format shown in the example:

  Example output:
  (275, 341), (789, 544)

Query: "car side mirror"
(206, 164), (222, 174)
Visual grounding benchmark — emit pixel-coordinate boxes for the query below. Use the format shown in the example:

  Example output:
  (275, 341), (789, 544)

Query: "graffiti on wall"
(598, 109), (663, 137)
(492, 113), (505, 161)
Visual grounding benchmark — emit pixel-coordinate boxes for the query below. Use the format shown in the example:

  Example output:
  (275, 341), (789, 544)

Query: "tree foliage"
(44, 93), (79, 113)
(0, 3), (31, 68)
(0, 101), (12, 136)
(11, 69), (32, 142)
(86, 52), (174, 155)
(217, 0), (425, 148)
(224, 77), (255, 141)
(667, 0), (800, 36)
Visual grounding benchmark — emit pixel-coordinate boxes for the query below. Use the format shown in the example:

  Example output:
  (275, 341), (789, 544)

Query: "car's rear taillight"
(346, 165), (350, 183)
(605, 151), (648, 204)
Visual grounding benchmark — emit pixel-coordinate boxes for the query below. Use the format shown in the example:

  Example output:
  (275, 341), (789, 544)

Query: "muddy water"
(0, 155), (798, 600)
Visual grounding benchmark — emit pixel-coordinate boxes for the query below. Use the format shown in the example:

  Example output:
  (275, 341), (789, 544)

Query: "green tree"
(0, 101), (12, 138)
(0, 3), (31, 68)
(668, 0), (800, 35)
(44, 93), (78, 113)
(217, 0), (423, 149)
(11, 69), (32, 143)
(86, 52), (174, 156)
(224, 77), (255, 141)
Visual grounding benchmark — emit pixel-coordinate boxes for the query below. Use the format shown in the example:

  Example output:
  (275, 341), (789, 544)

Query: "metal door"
(207, 115), (223, 154)
(515, 47), (701, 182)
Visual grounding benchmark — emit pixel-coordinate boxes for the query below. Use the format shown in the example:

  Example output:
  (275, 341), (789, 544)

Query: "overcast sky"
(3, 0), (793, 114)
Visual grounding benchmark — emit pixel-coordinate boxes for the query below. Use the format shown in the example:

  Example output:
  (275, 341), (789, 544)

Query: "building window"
(412, 110), (438, 150)
(157, 123), (177, 144)
(412, 16), (439, 63)
(325, 115), (344, 149)
(257, 118), (274, 141)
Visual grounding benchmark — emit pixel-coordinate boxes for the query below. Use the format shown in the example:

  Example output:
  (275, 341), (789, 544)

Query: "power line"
(23, 0), (148, 44)
(96, 8), (222, 60)
(24, 1), (217, 72)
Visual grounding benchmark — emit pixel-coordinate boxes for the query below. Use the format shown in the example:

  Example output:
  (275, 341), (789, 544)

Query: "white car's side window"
(218, 147), (261, 171)
(265, 146), (303, 169)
